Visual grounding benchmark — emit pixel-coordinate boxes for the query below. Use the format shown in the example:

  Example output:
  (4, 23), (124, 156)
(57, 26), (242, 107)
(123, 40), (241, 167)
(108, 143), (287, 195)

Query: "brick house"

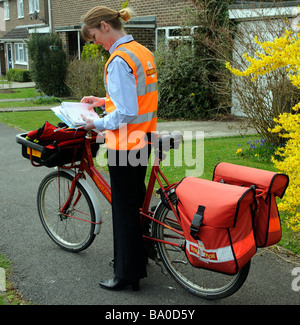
(0, 0), (50, 75)
(0, 0), (196, 74)
(0, 1), (298, 83)
(52, 0), (196, 59)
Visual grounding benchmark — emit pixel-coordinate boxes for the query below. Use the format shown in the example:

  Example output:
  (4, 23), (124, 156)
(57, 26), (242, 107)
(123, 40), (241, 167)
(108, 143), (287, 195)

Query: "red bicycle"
(16, 130), (250, 300)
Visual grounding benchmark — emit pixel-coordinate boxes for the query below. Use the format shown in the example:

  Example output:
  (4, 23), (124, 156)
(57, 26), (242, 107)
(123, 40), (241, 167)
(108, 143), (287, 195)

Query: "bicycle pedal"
(145, 242), (158, 261)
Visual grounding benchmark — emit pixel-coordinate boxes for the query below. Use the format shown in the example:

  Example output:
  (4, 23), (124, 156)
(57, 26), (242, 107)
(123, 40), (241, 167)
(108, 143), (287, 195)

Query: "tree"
(27, 32), (69, 96)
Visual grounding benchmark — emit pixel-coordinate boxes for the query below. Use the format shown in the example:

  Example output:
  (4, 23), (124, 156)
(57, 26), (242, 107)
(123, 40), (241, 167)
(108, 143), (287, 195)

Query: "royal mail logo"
(189, 244), (200, 256)
(146, 67), (157, 76)
(188, 241), (218, 261)
(203, 251), (218, 261)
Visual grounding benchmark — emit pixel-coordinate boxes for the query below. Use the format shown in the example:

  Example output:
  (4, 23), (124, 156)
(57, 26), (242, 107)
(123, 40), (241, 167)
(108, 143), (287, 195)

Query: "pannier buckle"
(190, 205), (205, 239)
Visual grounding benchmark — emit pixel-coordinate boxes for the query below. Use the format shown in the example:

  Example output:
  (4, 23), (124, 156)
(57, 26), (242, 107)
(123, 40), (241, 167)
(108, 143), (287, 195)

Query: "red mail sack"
(213, 162), (289, 247)
(175, 177), (257, 275)
(22, 122), (100, 167)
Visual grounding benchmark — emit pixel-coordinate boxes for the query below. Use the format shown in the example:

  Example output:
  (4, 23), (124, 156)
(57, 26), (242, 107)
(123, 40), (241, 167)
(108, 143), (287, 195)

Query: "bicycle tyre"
(152, 192), (251, 300)
(37, 170), (96, 252)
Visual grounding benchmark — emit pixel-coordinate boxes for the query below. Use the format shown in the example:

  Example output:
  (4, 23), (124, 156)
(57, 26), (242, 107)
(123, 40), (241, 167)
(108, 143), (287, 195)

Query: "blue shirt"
(93, 35), (139, 131)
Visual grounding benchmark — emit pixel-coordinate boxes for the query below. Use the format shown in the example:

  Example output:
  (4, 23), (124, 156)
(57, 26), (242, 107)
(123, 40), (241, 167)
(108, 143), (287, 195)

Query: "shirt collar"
(109, 35), (134, 54)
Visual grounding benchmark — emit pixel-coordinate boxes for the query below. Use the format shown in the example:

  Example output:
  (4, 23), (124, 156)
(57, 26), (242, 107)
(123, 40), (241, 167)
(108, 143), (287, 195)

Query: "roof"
(229, 1), (300, 9)
(0, 28), (29, 41)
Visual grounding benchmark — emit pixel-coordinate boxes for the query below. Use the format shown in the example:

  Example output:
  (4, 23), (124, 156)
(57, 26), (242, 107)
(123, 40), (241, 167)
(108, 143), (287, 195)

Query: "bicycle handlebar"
(153, 132), (183, 152)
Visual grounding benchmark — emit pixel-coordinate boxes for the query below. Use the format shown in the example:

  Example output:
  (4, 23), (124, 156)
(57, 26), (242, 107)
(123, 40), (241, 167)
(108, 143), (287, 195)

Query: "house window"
(29, 0), (40, 14)
(14, 43), (28, 65)
(156, 26), (197, 49)
(17, 0), (24, 18)
(4, 0), (10, 20)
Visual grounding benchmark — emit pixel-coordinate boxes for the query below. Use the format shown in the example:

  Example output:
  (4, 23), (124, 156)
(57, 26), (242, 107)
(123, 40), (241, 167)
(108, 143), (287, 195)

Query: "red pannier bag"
(175, 177), (257, 275)
(213, 162), (289, 247)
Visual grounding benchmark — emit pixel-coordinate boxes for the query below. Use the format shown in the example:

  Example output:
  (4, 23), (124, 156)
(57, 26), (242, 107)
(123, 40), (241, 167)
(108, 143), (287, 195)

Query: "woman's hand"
(81, 96), (105, 110)
(81, 114), (95, 131)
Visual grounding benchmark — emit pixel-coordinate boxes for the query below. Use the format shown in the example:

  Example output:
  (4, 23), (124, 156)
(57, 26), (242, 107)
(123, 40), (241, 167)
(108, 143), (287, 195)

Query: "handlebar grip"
(170, 132), (183, 149)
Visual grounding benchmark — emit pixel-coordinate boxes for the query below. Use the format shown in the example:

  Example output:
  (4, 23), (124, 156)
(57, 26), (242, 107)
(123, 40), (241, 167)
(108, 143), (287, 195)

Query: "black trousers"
(107, 146), (150, 282)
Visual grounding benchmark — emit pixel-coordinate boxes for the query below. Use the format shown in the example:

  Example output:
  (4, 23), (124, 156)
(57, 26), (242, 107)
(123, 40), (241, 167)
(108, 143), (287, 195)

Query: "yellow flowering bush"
(226, 29), (300, 232)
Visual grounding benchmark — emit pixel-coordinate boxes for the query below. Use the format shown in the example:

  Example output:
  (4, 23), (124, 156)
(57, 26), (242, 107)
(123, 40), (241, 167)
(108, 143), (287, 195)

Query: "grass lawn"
(0, 87), (39, 100)
(0, 101), (49, 108)
(0, 111), (61, 131)
(145, 136), (276, 188)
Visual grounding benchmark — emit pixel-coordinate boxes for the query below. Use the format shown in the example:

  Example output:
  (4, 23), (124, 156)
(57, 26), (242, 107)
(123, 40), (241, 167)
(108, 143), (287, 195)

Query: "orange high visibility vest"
(104, 40), (158, 150)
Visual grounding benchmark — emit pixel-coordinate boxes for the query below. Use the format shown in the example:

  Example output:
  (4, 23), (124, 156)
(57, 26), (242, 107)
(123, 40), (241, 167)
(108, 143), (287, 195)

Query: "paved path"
(157, 119), (257, 139)
(0, 122), (299, 307)
(0, 81), (35, 89)
(0, 105), (257, 139)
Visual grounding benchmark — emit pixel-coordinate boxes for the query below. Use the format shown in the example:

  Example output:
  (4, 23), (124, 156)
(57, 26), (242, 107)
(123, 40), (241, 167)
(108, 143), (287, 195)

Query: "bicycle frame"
(59, 131), (185, 248)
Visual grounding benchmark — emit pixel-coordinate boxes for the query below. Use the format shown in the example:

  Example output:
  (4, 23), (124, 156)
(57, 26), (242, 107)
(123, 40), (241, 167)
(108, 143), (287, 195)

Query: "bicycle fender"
(59, 168), (102, 235)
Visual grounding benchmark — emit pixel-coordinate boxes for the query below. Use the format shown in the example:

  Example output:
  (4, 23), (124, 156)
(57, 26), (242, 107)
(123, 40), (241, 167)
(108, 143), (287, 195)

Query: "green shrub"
(30, 95), (62, 105)
(155, 42), (225, 120)
(66, 43), (108, 100)
(154, 0), (232, 120)
(65, 56), (106, 100)
(26, 32), (69, 97)
(6, 68), (31, 82)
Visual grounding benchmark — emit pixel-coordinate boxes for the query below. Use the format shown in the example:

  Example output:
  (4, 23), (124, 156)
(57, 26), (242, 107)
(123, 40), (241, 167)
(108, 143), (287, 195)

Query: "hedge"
(6, 68), (31, 82)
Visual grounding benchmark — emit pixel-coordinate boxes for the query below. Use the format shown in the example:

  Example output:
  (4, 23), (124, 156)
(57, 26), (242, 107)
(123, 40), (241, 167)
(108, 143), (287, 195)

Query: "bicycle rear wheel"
(152, 193), (250, 300)
(37, 170), (96, 252)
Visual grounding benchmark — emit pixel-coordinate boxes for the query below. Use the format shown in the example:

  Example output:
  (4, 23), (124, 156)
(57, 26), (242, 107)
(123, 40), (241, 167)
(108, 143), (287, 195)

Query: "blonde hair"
(81, 6), (133, 41)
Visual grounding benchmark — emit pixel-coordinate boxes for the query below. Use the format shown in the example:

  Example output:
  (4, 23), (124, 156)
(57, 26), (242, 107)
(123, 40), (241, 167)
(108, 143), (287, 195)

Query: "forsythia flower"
(226, 29), (300, 232)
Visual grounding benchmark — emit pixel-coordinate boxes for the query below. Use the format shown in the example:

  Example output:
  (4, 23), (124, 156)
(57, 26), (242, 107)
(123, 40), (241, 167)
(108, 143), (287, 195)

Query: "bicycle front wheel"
(37, 170), (96, 252)
(153, 193), (250, 300)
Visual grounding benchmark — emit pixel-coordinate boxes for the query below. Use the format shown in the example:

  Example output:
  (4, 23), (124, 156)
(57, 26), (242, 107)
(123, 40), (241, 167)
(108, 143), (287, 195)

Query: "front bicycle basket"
(16, 132), (99, 168)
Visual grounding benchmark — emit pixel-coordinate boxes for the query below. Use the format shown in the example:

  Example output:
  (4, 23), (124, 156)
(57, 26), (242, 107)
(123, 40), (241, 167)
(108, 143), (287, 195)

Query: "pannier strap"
(190, 205), (205, 240)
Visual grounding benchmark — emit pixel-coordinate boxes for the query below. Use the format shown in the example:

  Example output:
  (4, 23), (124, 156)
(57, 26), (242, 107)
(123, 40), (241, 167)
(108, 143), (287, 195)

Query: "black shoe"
(99, 276), (139, 291)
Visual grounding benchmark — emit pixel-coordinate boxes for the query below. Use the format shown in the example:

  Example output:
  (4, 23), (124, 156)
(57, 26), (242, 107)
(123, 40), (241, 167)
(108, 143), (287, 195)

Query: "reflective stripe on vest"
(104, 48), (158, 98)
(116, 46), (158, 96)
(128, 110), (157, 125)
(104, 41), (158, 150)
